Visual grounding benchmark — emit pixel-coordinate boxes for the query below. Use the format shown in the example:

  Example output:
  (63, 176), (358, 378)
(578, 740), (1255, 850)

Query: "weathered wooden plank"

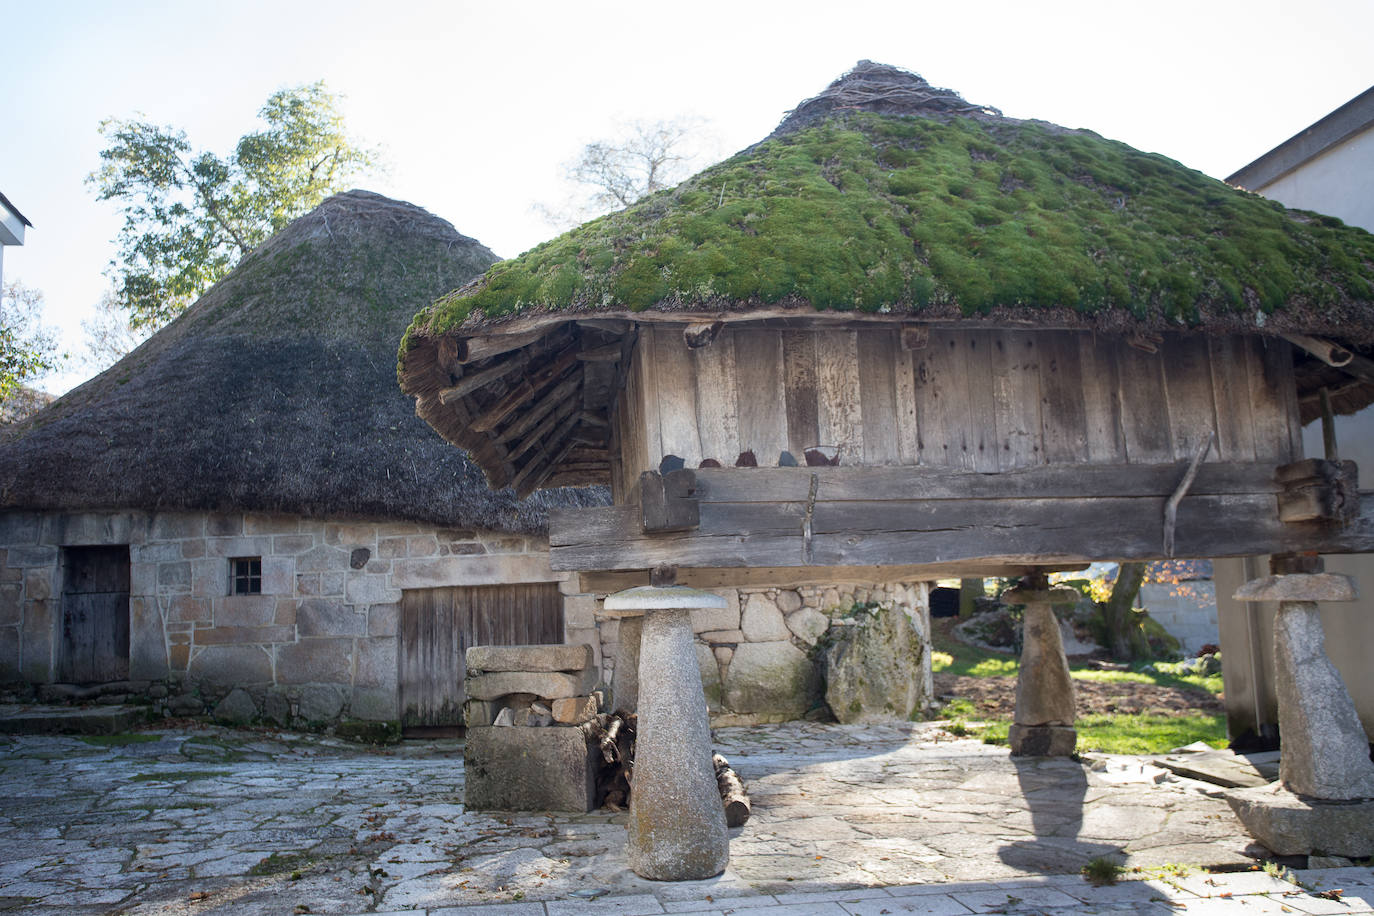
(1037, 332), (1088, 464)
(1207, 336), (1258, 462)
(1162, 334), (1219, 459)
(734, 329), (788, 466)
(636, 326), (664, 473)
(691, 330), (740, 465)
(856, 329), (899, 464)
(782, 330), (820, 457)
(962, 331), (1000, 471)
(914, 330), (972, 468)
(892, 332), (920, 465)
(689, 462), (1282, 503)
(991, 330), (1044, 469)
(1117, 339), (1174, 463)
(815, 329), (863, 463)
(651, 324), (703, 467)
(1248, 337), (1295, 463)
(1078, 333), (1128, 463)
(578, 561), (1083, 593)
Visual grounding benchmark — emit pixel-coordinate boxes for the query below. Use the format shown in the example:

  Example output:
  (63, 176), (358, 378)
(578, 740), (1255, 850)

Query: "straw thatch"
(0, 191), (605, 533)
(399, 63), (1374, 494)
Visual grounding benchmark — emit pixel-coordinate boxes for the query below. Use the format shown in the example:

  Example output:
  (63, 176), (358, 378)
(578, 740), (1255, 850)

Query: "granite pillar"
(1005, 583), (1080, 757)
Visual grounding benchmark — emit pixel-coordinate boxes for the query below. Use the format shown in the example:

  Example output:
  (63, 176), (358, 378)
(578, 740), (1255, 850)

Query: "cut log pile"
(585, 711), (751, 825)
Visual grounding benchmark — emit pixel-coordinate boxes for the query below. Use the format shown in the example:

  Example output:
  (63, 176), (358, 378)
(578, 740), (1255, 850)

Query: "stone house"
(0, 190), (927, 730)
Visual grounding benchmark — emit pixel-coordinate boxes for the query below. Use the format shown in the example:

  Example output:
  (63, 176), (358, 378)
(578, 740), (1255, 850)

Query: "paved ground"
(0, 720), (1370, 915)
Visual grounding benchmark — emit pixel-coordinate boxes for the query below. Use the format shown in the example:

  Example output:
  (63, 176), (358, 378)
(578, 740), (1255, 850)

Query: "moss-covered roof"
(398, 62), (1374, 497)
(405, 62), (1374, 344)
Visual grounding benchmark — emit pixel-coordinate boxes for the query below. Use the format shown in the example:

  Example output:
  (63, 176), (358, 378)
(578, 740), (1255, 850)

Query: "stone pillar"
(1226, 569), (1374, 857)
(611, 614), (643, 714)
(1005, 582), (1080, 757)
(604, 585), (729, 881)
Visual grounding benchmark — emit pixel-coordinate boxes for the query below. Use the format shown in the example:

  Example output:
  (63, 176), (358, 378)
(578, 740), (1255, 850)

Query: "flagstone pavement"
(0, 719), (1369, 915)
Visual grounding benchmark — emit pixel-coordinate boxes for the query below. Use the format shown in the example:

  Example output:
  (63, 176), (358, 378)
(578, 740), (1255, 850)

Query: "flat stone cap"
(603, 585), (728, 612)
(465, 644), (593, 673)
(1233, 573), (1357, 603)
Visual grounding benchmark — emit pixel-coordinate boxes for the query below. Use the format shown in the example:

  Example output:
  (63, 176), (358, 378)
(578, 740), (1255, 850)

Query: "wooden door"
(59, 546), (130, 683)
(398, 583), (564, 729)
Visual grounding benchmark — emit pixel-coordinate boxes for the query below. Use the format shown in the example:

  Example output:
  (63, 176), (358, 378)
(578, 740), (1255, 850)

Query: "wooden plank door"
(398, 583), (565, 729)
(59, 546), (130, 683)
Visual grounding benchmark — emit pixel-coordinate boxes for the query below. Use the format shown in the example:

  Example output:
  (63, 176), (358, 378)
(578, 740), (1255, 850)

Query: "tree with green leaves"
(89, 81), (378, 330)
(0, 281), (61, 402)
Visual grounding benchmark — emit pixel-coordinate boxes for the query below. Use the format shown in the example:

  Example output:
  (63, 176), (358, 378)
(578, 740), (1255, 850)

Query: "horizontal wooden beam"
(548, 464), (1374, 574)
(577, 562), (1088, 593)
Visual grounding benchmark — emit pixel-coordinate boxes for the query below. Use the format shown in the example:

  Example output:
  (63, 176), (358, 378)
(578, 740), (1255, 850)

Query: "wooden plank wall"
(398, 583), (564, 729)
(615, 325), (1300, 487)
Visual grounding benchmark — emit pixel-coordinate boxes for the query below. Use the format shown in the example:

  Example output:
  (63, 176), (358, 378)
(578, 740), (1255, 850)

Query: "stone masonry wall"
(594, 581), (932, 727)
(0, 510), (585, 730)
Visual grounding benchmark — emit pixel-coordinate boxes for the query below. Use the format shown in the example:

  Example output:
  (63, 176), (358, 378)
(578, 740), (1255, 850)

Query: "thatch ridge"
(0, 191), (606, 533)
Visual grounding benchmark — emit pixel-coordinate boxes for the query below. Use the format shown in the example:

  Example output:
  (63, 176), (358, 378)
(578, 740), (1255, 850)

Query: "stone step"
(1152, 748), (1279, 788)
(0, 704), (146, 735)
(465, 643), (593, 673)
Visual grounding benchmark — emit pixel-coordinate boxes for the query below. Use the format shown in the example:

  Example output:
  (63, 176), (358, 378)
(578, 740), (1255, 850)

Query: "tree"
(1100, 561), (1149, 661)
(81, 288), (152, 373)
(0, 281), (61, 402)
(89, 81), (378, 330)
(536, 116), (713, 227)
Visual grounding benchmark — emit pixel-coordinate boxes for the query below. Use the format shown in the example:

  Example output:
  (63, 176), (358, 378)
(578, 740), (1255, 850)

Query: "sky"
(5, 0), (1373, 396)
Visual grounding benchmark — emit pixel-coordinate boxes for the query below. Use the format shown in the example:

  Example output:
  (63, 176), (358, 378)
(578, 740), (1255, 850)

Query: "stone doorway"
(58, 545), (130, 683)
(397, 583), (563, 731)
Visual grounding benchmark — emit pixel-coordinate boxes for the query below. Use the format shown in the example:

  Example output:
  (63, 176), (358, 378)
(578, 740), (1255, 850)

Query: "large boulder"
(824, 606), (926, 723)
(722, 641), (820, 720)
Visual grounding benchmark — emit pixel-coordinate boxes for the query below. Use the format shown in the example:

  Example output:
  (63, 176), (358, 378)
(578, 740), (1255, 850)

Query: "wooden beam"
(495, 375), (582, 445)
(578, 562), (1091, 594)
(506, 399), (579, 464)
(470, 345), (581, 433)
(547, 464), (1374, 573)
(438, 351), (530, 403)
(457, 329), (550, 364)
(577, 342), (623, 362)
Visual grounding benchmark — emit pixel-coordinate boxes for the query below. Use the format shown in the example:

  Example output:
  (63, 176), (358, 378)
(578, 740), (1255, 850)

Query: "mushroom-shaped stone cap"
(603, 585), (728, 615)
(1233, 573), (1357, 603)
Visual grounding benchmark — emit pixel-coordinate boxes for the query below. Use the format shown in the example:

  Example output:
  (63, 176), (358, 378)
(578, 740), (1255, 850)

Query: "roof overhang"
(1228, 85), (1374, 191)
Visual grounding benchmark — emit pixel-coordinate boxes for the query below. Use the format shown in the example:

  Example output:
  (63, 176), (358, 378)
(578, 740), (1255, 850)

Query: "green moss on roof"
(412, 109), (1374, 338)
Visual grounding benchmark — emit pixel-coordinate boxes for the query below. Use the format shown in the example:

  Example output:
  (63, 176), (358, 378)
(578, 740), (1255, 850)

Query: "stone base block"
(1226, 784), (1374, 857)
(1009, 724), (1076, 757)
(464, 725), (596, 813)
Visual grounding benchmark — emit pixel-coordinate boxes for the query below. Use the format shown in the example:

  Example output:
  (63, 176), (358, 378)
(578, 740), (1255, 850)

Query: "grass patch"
(1082, 856), (1125, 886)
(1076, 713), (1226, 755)
(248, 852), (311, 877)
(80, 733), (160, 747)
(930, 645), (1018, 678)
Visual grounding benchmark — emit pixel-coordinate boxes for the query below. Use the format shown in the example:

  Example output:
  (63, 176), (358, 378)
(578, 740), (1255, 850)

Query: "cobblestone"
(0, 722), (1369, 914)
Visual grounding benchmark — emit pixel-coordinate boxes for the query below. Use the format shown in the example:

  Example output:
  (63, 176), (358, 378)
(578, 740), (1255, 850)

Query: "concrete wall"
(1252, 127), (1374, 232)
(0, 509), (579, 728)
(1140, 580), (1219, 655)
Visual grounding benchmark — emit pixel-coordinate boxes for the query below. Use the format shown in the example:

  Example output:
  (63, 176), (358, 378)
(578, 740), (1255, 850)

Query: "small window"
(230, 557), (262, 595)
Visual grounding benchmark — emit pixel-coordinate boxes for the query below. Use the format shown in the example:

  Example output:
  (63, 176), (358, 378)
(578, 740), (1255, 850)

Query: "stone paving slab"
(0, 722), (1370, 915)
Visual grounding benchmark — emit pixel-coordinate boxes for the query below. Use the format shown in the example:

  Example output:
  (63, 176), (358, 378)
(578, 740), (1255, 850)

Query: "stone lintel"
(465, 644), (592, 673)
(1233, 573), (1357, 603)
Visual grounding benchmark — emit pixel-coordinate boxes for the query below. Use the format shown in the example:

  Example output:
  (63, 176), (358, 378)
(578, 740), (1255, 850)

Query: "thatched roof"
(0, 191), (605, 533)
(400, 62), (1374, 494)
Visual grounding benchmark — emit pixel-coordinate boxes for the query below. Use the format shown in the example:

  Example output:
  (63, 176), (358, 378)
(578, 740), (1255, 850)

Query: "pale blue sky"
(6, 0), (1372, 395)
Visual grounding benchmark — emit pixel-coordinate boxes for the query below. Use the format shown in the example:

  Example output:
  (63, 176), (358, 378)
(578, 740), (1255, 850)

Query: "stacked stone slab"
(462, 644), (602, 812)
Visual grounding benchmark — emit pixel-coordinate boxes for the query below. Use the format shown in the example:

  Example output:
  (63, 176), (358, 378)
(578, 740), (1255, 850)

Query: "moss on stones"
(410, 112), (1374, 338)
